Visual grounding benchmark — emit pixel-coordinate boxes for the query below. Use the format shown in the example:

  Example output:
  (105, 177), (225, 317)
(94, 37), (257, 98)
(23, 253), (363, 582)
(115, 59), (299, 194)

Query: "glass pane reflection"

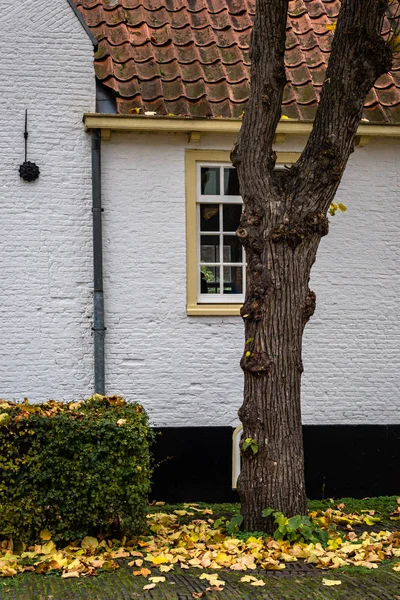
(223, 266), (243, 294)
(201, 167), (220, 195)
(201, 235), (219, 263)
(200, 204), (219, 232)
(223, 235), (242, 263)
(223, 204), (242, 232)
(200, 266), (220, 294)
(224, 168), (240, 195)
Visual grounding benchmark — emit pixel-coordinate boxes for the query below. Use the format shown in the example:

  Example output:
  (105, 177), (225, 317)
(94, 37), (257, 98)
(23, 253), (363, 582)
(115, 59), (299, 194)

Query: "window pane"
(223, 266), (243, 294)
(223, 204), (242, 232)
(200, 266), (220, 294)
(201, 235), (220, 263)
(200, 204), (219, 232)
(201, 167), (220, 195)
(223, 235), (242, 263)
(224, 167), (240, 195)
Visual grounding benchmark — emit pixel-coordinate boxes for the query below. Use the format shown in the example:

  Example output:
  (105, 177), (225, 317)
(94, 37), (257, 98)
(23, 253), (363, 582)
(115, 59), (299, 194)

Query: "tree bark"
(232, 0), (393, 532)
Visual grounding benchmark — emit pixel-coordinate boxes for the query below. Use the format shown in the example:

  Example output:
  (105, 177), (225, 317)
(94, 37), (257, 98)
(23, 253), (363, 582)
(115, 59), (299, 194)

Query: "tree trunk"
(232, 0), (392, 534)
(235, 202), (324, 531)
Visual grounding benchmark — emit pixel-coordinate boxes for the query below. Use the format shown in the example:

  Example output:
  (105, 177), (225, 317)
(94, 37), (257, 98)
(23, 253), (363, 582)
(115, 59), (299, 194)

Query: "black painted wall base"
(150, 426), (400, 503)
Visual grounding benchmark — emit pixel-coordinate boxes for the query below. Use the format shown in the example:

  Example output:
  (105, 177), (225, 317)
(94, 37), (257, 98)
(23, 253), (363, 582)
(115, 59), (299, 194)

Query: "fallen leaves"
(240, 575), (265, 586)
(322, 578), (342, 586)
(143, 583), (156, 590)
(39, 530), (52, 541)
(0, 500), (399, 584)
(81, 536), (98, 551)
(199, 572), (225, 587)
(61, 571), (80, 579)
(133, 568), (151, 578)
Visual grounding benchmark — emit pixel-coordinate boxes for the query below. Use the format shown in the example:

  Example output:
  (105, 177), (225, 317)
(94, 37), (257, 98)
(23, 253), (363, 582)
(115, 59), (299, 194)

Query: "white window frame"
(196, 162), (245, 305)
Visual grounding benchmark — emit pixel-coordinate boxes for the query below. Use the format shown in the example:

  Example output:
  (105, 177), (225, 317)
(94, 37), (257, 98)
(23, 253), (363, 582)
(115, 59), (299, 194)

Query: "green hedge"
(0, 395), (153, 543)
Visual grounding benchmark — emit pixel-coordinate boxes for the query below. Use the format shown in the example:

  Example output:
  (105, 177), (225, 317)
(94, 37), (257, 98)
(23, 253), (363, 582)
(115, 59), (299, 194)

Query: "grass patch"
(149, 496), (398, 524)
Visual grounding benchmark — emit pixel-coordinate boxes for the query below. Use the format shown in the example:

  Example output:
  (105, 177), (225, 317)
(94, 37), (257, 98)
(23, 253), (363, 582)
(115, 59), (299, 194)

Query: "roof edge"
(83, 114), (400, 137)
(66, 0), (98, 50)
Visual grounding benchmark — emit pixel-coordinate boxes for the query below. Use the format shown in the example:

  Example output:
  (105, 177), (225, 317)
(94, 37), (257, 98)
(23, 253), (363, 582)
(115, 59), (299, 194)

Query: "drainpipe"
(91, 129), (106, 394)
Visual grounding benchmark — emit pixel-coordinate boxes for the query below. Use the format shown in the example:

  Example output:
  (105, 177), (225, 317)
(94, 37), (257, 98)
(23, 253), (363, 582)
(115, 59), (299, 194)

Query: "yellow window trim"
(185, 149), (300, 316)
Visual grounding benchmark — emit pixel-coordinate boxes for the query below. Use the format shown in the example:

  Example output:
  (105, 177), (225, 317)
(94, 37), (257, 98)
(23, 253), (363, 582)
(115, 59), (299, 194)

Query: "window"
(198, 165), (245, 304)
(186, 150), (300, 316)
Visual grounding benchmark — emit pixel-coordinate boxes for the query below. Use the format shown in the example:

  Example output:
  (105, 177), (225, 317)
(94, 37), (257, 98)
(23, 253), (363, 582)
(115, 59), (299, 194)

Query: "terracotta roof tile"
(75, 0), (400, 123)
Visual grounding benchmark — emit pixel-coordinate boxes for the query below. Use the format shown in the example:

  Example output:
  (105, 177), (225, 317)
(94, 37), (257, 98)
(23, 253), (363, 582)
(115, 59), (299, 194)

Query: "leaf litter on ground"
(0, 500), (399, 594)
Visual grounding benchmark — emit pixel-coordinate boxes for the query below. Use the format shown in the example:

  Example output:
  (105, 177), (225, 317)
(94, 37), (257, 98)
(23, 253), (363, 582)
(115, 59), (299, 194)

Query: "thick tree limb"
(232, 0), (289, 195)
(295, 0), (393, 214)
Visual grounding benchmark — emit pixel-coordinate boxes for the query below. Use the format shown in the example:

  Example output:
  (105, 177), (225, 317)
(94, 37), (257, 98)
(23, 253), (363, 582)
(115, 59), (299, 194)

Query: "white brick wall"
(102, 132), (400, 426)
(1, 1), (398, 426)
(0, 0), (95, 401)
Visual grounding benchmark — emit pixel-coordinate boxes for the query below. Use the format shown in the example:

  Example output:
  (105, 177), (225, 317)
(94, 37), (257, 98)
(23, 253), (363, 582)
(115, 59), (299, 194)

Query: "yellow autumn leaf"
(68, 402), (82, 411)
(322, 578), (342, 586)
(40, 541), (56, 555)
(325, 23), (337, 31)
(40, 530), (52, 541)
(214, 552), (231, 566)
(0, 567), (17, 577)
(392, 562), (400, 572)
(89, 558), (105, 568)
(200, 573), (225, 586)
(159, 564), (174, 572)
(250, 580), (266, 586)
(149, 576), (166, 583)
(67, 558), (82, 571)
(81, 536), (98, 551)
(240, 575), (258, 582)
(151, 555), (170, 565)
(143, 583), (156, 590)
(133, 567), (151, 577)
(364, 516), (380, 526)
(61, 571), (80, 578)
(338, 203), (347, 212)
(128, 558), (143, 567)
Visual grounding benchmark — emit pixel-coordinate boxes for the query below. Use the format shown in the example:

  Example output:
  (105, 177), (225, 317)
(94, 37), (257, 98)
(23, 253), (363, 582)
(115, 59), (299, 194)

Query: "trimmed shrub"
(0, 395), (153, 543)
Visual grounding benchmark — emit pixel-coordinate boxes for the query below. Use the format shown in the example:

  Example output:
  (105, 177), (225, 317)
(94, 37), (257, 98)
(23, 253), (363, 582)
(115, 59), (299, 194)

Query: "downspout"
(91, 129), (106, 394)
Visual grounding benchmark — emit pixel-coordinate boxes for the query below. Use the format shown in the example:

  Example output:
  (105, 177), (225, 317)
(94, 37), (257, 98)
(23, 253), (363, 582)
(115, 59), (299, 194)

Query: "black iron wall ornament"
(19, 110), (40, 182)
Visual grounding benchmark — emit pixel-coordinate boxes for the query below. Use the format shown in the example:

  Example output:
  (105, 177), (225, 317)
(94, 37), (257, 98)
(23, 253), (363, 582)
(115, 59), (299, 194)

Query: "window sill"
(187, 304), (242, 316)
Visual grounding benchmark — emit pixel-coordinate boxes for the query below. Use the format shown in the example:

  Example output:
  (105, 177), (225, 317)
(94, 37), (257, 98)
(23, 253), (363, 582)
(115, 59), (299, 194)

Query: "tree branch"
(232, 0), (289, 188)
(294, 0), (393, 214)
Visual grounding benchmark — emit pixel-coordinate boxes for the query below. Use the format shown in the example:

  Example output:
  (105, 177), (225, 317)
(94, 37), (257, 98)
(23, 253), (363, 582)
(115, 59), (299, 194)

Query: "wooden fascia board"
(83, 114), (400, 138)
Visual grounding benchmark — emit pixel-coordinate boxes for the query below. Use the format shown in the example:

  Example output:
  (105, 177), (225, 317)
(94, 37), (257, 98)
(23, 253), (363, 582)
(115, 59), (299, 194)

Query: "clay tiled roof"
(75, 0), (400, 123)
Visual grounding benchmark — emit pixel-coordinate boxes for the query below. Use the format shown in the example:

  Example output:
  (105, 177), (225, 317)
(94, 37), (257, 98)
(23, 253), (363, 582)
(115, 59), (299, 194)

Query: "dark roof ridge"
(66, 0), (99, 48)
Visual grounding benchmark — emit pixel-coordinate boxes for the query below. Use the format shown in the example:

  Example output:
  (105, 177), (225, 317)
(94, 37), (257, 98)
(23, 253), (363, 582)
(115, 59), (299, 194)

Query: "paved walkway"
(1, 560), (399, 600)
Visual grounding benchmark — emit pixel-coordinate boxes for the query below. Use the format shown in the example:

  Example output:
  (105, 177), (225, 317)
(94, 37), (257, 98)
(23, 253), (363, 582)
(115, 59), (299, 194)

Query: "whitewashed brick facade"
(0, 0), (95, 402)
(101, 132), (400, 427)
(1, 1), (399, 427)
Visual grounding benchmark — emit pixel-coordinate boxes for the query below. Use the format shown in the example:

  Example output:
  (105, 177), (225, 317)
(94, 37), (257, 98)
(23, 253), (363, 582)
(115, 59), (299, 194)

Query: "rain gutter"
(91, 130), (106, 395)
(84, 114), (400, 139)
